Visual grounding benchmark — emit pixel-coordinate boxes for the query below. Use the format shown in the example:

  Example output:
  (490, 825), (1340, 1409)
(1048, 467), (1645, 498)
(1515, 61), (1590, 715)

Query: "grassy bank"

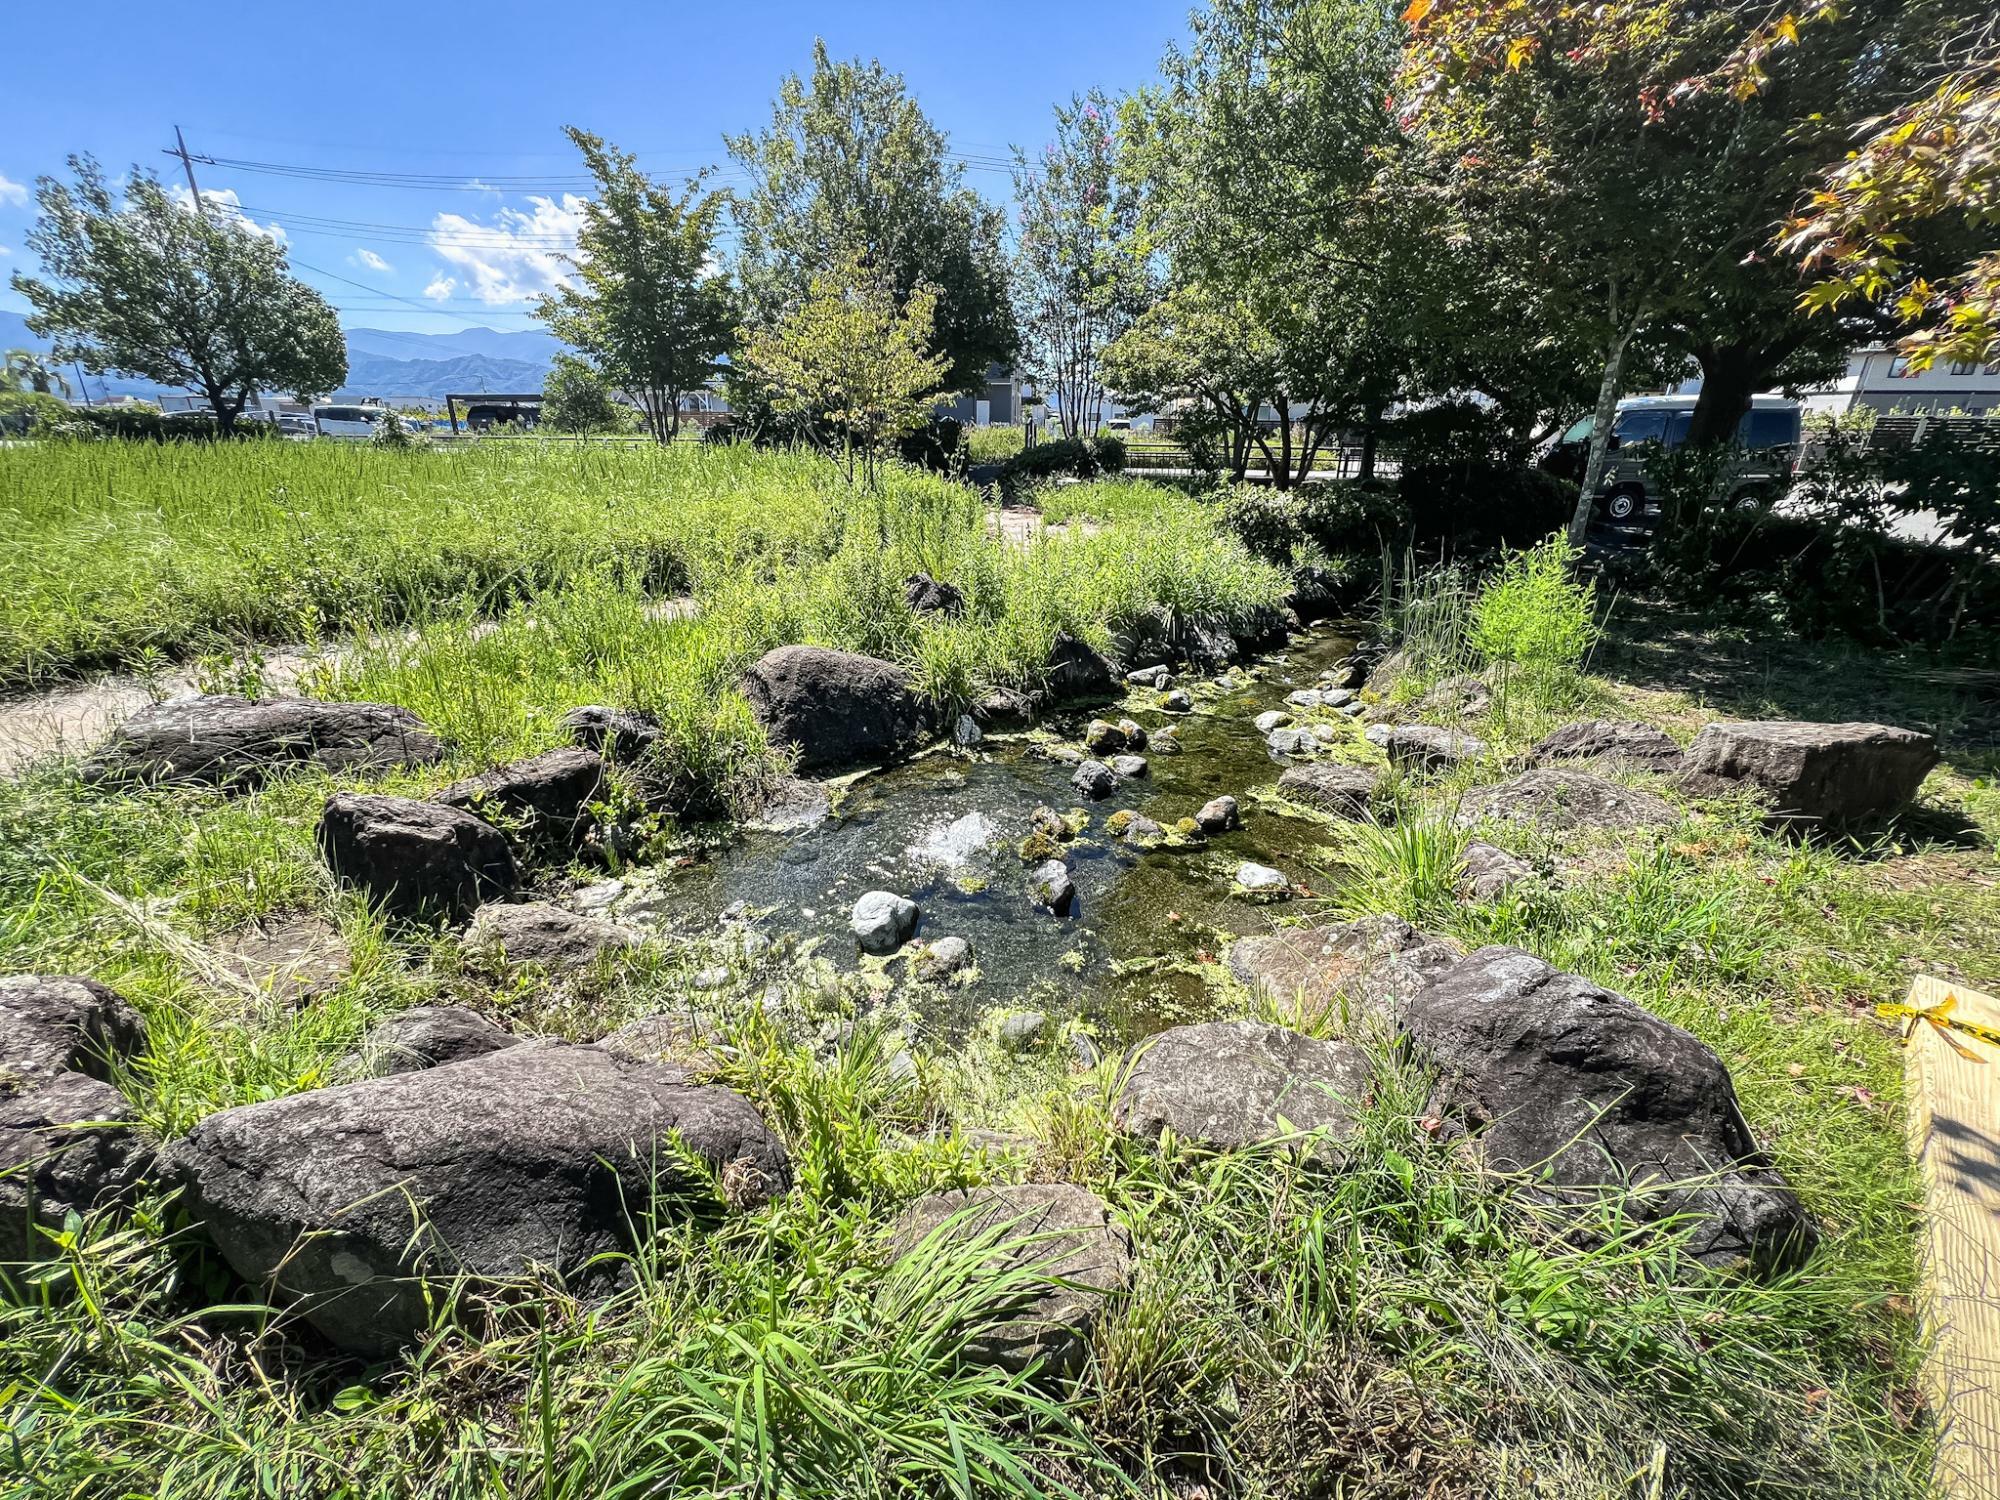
(2, 458), (1994, 1495)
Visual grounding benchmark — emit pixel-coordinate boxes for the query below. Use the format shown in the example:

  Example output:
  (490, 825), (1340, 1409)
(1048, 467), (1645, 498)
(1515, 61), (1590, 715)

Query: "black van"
(1546, 395), (1804, 522)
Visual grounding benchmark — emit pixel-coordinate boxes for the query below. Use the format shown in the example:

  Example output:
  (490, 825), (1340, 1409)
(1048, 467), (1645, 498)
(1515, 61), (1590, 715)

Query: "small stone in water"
(1115, 718), (1149, 750)
(1072, 760), (1117, 800)
(1254, 710), (1292, 733)
(1313, 724), (1338, 743)
(1030, 859), (1077, 915)
(1234, 862), (1290, 901)
(1196, 795), (1240, 833)
(1084, 719), (1127, 755)
(851, 891), (919, 954)
(1121, 814), (1165, 846)
(997, 1010), (1047, 1051)
(1126, 665), (1170, 688)
(1150, 727), (1182, 754)
(1286, 689), (1324, 710)
(1108, 754), (1149, 779)
(1162, 689), (1194, 713)
(954, 715), (982, 747)
(1268, 727), (1320, 757)
(918, 935), (974, 981)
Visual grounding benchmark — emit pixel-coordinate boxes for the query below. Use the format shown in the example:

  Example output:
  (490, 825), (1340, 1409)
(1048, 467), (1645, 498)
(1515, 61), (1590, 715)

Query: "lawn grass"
(1, 458), (1994, 1496)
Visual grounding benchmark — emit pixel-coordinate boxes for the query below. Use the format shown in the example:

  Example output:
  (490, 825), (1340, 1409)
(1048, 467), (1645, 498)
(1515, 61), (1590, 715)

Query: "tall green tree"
(1010, 91), (1147, 438)
(1399, 0), (1962, 537)
(12, 157), (344, 434)
(537, 129), (734, 444)
(1, 349), (71, 398)
(726, 42), (1015, 395)
(1110, 0), (1430, 486)
(735, 249), (950, 489)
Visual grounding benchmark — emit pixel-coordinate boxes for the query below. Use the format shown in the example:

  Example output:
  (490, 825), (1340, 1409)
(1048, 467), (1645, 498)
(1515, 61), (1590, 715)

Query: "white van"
(311, 404), (387, 440)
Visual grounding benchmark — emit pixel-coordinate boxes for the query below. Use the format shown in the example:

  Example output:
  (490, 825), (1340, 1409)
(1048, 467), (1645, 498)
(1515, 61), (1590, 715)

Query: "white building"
(1801, 344), (2000, 417)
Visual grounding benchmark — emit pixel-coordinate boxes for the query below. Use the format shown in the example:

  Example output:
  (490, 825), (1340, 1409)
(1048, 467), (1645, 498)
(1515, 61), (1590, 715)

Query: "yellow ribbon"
(1876, 993), (2000, 1062)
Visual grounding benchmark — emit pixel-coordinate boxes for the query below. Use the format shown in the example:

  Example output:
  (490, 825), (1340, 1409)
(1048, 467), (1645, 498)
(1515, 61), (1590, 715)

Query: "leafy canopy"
(11, 156), (344, 432)
(537, 128), (734, 443)
(736, 249), (951, 487)
(727, 42), (1015, 395)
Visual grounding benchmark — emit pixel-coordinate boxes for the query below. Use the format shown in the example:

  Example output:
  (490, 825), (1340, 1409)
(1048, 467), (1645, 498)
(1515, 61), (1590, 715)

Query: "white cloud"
(426, 194), (581, 305)
(349, 247), (394, 274)
(168, 184), (286, 242)
(423, 273), (458, 301)
(0, 244), (11, 258)
(0, 173), (28, 207)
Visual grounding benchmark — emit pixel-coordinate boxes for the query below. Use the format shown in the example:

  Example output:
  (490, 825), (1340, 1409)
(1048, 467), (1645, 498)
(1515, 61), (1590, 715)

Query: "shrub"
(1470, 532), (1600, 673)
(895, 416), (964, 474)
(1399, 459), (1577, 550)
(996, 435), (1126, 488)
(369, 408), (423, 450)
(40, 405), (282, 443)
(1220, 480), (1407, 565)
(0, 391), (70, 436)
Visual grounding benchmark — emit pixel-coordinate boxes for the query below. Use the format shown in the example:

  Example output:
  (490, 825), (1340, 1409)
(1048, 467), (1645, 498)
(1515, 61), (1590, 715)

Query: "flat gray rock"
(435, 748), (605, 856)
(889, 1182), (1132, 1374)
(1404, 947), (1816, 1271)
(1277, 763), (1381, 819)
(81, 694), (443, 788)
(1071, 759), (1116, 799)
(1457, 768), (1676, 832)
(1225, 915), (1462, 1032)
(165, 1044), (790, 1354)
(1530, 719), (1683, 772)
(0, 1073), (150, 1262)
(1684, 720), (1938, 823)
(1458, 840), (1534, 900)
(1195, 795), (1240, 833)
(357, 1005), (522, 1075)
(0, 975), (148, 1099)
(465, 901), (637, 971)
(1114, 1019), (1372, 1152)
(318, 793), (518, 923)
(1378, 724), (1485, 772)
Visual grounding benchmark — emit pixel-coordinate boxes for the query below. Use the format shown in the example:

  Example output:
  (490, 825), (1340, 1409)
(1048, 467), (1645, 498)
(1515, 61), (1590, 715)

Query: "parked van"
(311, 403), (388, 439)
(1546, 394), (1804, 522)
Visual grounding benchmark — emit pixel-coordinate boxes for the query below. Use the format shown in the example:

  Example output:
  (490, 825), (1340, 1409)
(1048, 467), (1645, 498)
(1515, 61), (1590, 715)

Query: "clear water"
(634, 622), (1361, 1035)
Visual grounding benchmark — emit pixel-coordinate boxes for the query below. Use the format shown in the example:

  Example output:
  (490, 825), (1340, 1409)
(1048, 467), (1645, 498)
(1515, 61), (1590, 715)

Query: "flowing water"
(608, 622), (1362, 1037)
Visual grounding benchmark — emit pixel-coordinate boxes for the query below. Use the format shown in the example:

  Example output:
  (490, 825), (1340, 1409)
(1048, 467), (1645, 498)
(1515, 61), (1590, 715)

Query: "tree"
(542, 355), (628, 435)
(1111, 0), (1432, 487)
(11, 157), (344, 435)
(727, 42), (1015, 395)
(735, 250), (950, 488)
(1, 349), (71, 398)
(1011, 91), (1147, 438)
(536, 129), (734, 444)
(1399, 0), (1963, 539)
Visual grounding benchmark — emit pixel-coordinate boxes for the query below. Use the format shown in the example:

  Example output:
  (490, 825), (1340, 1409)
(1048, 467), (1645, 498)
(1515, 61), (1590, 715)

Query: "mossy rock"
(1017, 830), (1063, 863)
(1105, 810), (1136, 836)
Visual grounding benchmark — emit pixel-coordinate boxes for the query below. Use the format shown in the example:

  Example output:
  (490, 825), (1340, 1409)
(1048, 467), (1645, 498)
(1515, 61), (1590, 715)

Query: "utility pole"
(167, 125), (205, 212)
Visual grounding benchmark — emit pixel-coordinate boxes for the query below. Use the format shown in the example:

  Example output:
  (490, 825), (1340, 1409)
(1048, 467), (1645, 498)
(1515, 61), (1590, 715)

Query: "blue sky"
(0, 2), (1190, 337)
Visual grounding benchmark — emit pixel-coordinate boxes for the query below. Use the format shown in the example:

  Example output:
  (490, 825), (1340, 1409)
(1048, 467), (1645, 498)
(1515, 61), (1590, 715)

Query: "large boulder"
(739, 647), (931, 772)
(82, 695), (443, 788)
(165, 1044), (792, 1355)
(464, 901), (636, 972)
(1456, 768), (1676, 832)
(317, 793), (518, 923)
(889, 1183), (1133, 1374)
(435, 748), (606, 855)
(1277, 764), (1382, 820)
(1403, 947), (1815, 1270)
(0, 975), (148, 1099)
(1043, 631), (1116, 704)
(357, 1006), (523, 1075)
(1684, 720), (1938, 824)
(1530, 719), (1683, 773)
(1114, 1019), (1372, 1153)
(1225, 916), (1462, 1032)
(0, 1074), (151, 1263)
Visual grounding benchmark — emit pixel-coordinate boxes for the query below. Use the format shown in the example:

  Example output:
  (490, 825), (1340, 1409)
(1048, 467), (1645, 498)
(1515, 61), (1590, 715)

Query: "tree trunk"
(1568, 311), (1643, 545)
(1357, 399), (1385, 482)
(1684, 343), (1763, 450)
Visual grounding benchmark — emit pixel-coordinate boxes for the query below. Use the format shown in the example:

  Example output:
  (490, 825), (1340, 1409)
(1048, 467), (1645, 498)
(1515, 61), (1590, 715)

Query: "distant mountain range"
(0, 310), (565, 403)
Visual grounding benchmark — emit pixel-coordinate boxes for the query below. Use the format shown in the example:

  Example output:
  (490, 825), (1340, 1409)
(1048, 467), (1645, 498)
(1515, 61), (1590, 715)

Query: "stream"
(596, 622), (1362, 1039)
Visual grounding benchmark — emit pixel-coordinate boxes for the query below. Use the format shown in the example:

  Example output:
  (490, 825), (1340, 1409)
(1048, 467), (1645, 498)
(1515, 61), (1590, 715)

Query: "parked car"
(1544, 394), (1804, 522)
(312, 403), (389, 440)
(276, 413), (316, 440)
